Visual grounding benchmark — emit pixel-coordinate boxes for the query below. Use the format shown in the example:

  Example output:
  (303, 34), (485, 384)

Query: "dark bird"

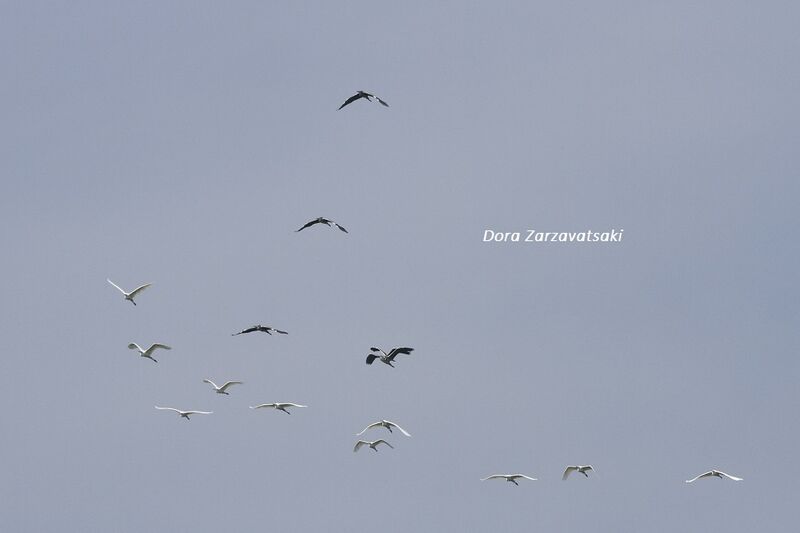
(295, 217), (348, 233)
(232, 325), (288, 336)
(338, 90), (389, 110)
(365, 347), (414, 368)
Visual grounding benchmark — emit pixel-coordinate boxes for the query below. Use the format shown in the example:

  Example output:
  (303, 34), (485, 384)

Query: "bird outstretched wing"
(356, 421), (384, 436)
(219, 381), (243, 392)
(562, 466), (578, 480)
(386, 347), (414, 361)
(295, 219), (320, 232)
(107, 279), (127, 295)
(339, 93), (365, 110)
(719, 471), (743, 481)
(353, 440), (369, 452)
(365, 354), (380, 365)
(385, 420), (411, 436)
(481, 475), (506, 481)
(250, 404), (276, 409)
(374, 440), (393, 449)
(232, 326), (260, 336)
(128, 283), (152, 298)
(685, 471), (714, 483)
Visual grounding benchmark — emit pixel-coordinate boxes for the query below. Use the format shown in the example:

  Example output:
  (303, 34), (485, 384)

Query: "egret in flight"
(353, 439), (394, 453)
(128, 342), (171, 363)
(685, 470), (743, 483)
(250, 403), (307, 415)
(154, 406), (212, 420)
(203, 379), (243, 395)
(107, 279), (151, 306)
(356, 420), (411, 437)
(562, 465), (595, 480)
(481, 474), (538, 485)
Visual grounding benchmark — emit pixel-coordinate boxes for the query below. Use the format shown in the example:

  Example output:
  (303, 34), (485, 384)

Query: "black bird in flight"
(232, 325), (288, 336)
(365, 347), (414, 368)
(295, 217), (348, 233)
(338, 90), (389, 110)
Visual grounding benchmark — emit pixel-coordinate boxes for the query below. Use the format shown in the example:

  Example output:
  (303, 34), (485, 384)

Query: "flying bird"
(338, 90), (389, 110)
(295, 217), (348, 233)
(203, 379), (243, 395)
(232, 325), (288, 336)
(107, 279), (152, 306)
(250, 403), (307, 415)
(685, 470), (743, 483)
(365, 347), (414, 368)
(481, 474), (538, 486)
(353, 439), (394, 453)
(356, 419), (411, 437)
(128, 342), (171, 363)
(154, 406), (212, 420)
(562, 465), (595, 480)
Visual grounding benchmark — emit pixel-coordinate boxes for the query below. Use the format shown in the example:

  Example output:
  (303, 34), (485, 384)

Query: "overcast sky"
(2, 1), (799, 531)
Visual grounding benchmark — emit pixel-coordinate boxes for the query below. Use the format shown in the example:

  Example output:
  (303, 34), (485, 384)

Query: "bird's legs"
(279, 407), (290, 415)
(509, 479), (519, 486)
(581, 471), (588, 478)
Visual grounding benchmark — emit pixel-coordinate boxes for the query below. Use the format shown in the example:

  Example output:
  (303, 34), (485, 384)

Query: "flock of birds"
(105, 91), (744, 487)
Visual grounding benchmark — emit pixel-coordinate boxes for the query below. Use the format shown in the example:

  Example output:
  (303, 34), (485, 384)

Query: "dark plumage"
(295, 217), (348, 233)
(338, 90), (389, 110)
(365, 346), (414, 367)
(232, 325), (288, 336)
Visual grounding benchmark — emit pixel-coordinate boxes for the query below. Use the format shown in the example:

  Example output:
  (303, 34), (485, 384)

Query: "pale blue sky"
(1, 2), (798, 531)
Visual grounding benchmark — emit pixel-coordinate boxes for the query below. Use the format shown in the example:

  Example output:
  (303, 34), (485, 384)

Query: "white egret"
(356, 420), (411, 437)
(685, 470), (743, 483)
(250, 403), (307, 415)
(562, 465), (595, 480)
(128, 342), (171, 363)
(481, 474), (538, 485)
(107, 279), (151, 305)
(154, 406), (212, 420)
(353, 439), (394, 453)
(203, 379), (243, 395)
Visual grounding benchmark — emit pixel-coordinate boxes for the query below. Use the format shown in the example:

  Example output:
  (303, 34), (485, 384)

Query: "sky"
(1, 1), (799, 531)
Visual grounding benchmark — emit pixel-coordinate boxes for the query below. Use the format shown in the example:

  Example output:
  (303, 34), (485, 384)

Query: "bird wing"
(366, 354), (379, 365)
(128, 283), (152, 298)
(481, 475), (506, 481)
(145, 343), (172, 356)
(219, 381), (243, 392)
(281, 403), (307, 408)
(155, 406), (181, 413)
(685, 471), (714, 483)
(295, 219), (320, 232)
(356, 421), (383, 436)
(184, 410), (213, 415)
(386, 347), (414, 360)
(375, 440), (393, 449)
(562, 466), (577, 480)
(128, 343), (143, 352)
(719, 472), (743, 481)
(250, 404), (276, 409)
(333, 222), (348, 233)
(514, 474), (538, 481)
(338, 93), (364, 110)
(233, 326), (259, 336)
(107, 279), (127, 295)
(385, 420), (411, 436)
(376, 96), (389, 107)
(353, 440), (368, 452)
(203, 379), (219, 389)
(581, 465), (594, 474)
